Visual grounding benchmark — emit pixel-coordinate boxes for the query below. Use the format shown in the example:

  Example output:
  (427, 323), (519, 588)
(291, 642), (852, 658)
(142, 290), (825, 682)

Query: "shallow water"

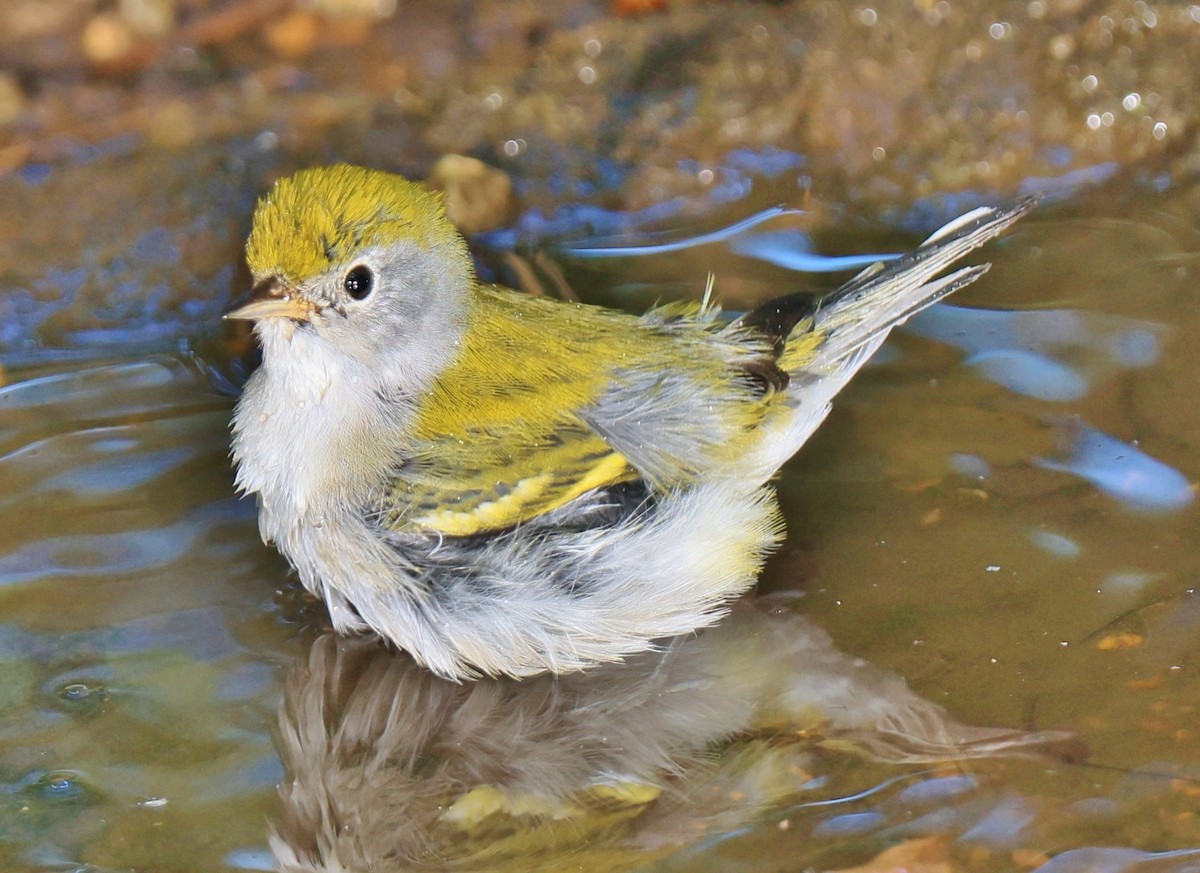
(1, 185), (1198, 871)
(755, 202), (1200, 870)
(3, 0), (1200, 866)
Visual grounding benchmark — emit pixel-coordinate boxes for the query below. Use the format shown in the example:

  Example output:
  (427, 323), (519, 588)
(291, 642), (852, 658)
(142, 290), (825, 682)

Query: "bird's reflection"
(271, 598), (1076, 872)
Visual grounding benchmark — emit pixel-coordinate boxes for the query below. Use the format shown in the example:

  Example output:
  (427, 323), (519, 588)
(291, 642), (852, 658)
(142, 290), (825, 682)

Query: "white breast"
(230, 324), (401, 546)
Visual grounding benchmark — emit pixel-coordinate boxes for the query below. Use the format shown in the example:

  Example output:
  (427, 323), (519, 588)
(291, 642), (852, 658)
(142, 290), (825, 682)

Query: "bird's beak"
(223, 277), (316, 323)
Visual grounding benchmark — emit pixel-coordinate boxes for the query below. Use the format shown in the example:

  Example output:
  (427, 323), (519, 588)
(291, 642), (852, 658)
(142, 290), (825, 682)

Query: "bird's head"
(228, 164), (473, 386)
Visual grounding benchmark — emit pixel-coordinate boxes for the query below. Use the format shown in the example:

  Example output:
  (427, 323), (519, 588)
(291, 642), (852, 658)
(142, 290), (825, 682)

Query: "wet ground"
(1, 1), (1199, 871)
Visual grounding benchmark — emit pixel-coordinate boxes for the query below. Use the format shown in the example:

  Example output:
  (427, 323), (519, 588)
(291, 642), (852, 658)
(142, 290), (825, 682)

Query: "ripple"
(38, 446), (198, 496)
(1028, 530), (1083, 558)
(966, 348), (1089, 401)
(1037, 424), (1194, 513)
(1031, 846), (1200, 873)
(0, 519), (206, 586)
(20, 769), (92, 804)
(897, 774), (978, 804)
(813, 810), (884, 835)
(908, 305), (1168, 402)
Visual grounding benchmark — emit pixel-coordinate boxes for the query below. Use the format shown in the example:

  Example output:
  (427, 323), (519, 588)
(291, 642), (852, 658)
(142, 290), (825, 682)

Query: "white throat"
(231, 321), (407, 543)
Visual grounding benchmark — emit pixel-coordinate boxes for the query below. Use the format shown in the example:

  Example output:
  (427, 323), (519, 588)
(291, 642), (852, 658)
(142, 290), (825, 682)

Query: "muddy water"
(756, 199), (1200, 869)
(0, 358), (281, 871)
(3, 1), (1200, 868)
(1, 188), (1197, 871)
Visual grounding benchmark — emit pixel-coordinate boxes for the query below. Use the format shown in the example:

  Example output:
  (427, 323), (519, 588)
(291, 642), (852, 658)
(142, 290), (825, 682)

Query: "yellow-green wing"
(380, 285), (777, 538)
(380, 420), (638, 537)
(380, 287), (643, 537)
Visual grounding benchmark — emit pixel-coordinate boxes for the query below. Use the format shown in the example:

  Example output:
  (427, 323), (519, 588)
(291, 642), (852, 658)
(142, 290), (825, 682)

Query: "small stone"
(1096, 632), (1144, 652)
(119, 0), (175, 39)
(264, 10), (320, 60)
(612, 0), (669, 16)
(148, 99), (197, 150)
(310, 0), (397, 17)
(82, 12), (137, 67)
(0, 73), (26, 127)
(427, 154), (516, 235)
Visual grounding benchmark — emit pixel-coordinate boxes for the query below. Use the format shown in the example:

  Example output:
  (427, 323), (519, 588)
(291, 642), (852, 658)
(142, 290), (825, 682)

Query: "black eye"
(343, 265), (374, 300)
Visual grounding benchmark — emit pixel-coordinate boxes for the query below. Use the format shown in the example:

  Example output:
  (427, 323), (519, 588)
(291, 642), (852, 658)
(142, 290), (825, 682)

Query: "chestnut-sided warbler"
(227, 163), (1029, 679)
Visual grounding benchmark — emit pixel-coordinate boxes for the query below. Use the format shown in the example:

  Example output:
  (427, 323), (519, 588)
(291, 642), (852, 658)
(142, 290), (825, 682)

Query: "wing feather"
(380, 287), (769, 536)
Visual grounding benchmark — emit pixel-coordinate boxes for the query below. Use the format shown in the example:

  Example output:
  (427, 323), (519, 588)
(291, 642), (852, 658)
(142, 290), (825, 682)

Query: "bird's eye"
(343, 265), (374, 300)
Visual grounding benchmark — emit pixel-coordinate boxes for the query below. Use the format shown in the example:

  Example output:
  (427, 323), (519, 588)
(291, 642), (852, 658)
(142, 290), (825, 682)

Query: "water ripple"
(1037, 423), (1194, 513)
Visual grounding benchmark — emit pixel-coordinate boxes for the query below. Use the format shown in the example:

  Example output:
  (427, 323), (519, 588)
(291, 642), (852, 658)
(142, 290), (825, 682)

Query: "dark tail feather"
(732, 290), (820, 356)
(730, 198), (1037, 355)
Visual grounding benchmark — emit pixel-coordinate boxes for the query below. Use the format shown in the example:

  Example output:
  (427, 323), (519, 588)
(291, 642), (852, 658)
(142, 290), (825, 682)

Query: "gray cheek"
(379, 288), (434, 339)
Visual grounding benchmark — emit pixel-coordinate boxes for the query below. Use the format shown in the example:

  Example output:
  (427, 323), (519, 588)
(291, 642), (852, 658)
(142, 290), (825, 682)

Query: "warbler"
(227, 163), (1029, 679)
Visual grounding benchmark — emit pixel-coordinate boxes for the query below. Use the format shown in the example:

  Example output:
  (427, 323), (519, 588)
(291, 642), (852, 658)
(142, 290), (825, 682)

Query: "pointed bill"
(224, 278), (316, 322)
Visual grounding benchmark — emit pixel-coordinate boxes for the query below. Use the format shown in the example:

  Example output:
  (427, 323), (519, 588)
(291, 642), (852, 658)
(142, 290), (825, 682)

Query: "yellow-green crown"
(245, 164), (464, 283)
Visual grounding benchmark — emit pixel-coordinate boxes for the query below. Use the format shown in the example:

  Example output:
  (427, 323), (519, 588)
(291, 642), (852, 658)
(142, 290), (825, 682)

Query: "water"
(1, 186), (1197, 870)
(0, 357), (287, 871)
(4, 0), (1200, 857)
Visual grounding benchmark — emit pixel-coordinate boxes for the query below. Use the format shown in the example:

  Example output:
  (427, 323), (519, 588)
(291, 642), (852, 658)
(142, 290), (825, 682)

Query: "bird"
(226, 162), (1030, 680)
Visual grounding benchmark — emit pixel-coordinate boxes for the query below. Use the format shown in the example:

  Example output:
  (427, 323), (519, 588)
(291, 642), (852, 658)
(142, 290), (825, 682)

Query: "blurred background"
(1, 1), (1198, 871)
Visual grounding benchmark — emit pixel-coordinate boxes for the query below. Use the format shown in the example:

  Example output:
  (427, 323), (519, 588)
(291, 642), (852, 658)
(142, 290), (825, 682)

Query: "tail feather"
(820, 262), (990, 364)
(809, 199), (1034, 364)
(742, 199), (1033, 482)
